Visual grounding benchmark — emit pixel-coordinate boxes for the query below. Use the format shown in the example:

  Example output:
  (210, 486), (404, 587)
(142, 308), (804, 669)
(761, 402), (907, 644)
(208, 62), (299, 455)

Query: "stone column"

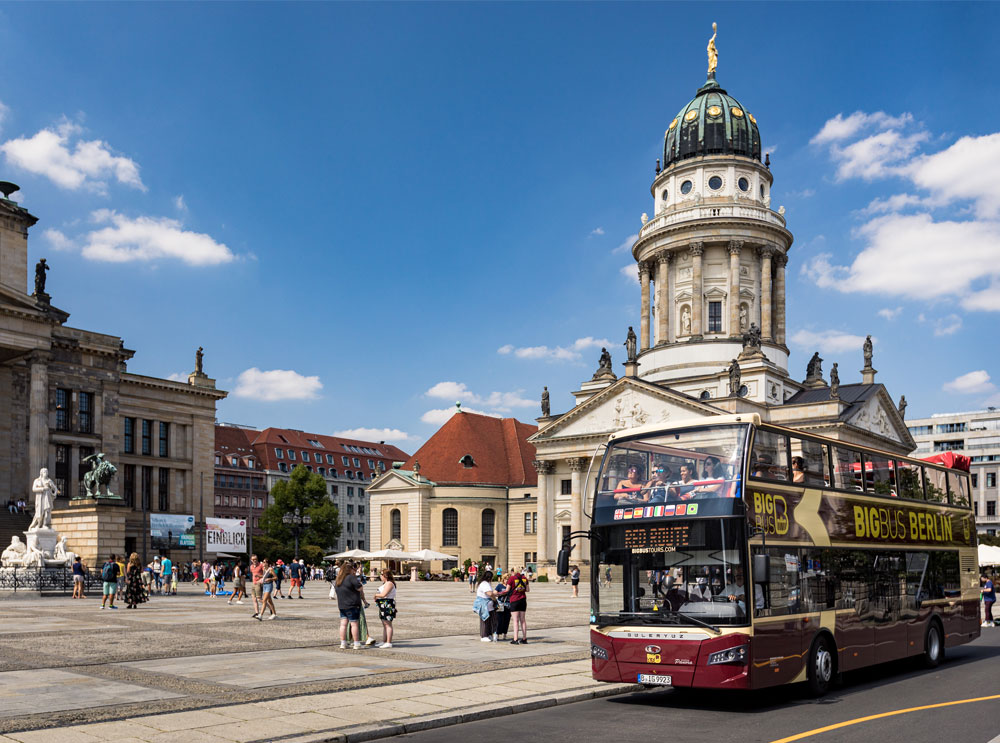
(774, 253), (787, 345)
(639, 263), (651, 351)
(28, 351), (50, 482)
(728, 240), (743, 336)
(689, 243), (704, 338)
(567, 457), (588, 564)
(655, 253), (670, 345)
(533, 460), (554, 564)
(758, 246), (774, 341)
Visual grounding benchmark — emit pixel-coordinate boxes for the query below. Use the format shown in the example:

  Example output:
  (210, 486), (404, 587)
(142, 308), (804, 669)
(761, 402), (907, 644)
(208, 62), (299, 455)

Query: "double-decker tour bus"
(584, 414), (978, 695)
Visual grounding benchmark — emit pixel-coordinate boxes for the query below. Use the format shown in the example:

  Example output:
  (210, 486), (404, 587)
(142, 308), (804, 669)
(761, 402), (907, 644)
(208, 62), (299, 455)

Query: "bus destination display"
(624, 524), (691, 553)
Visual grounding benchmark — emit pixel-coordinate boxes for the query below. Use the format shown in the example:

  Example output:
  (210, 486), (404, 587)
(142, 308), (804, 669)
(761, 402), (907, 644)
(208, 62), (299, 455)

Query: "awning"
(921, 452), (971, 472)
(326, 549), (372, 560)
(410, 549), (459, 561)
(979, 544), (1000, 566)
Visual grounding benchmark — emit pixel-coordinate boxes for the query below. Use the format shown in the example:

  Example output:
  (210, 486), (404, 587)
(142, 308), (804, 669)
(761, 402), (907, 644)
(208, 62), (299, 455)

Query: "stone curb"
(327, 683), (640, 743)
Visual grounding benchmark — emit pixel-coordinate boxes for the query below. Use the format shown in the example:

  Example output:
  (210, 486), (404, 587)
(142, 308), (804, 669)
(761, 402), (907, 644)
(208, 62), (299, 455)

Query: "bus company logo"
(752, 491), (789, 536)
(644, 645), (661, 654)
(852, 504), (954, 543)
(614, 509), (624, 520)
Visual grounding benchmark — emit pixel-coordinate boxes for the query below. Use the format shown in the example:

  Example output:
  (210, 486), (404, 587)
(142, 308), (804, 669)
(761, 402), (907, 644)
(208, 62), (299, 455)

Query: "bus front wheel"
(922, 621), (944, 669)
(806, 635), (835, 697)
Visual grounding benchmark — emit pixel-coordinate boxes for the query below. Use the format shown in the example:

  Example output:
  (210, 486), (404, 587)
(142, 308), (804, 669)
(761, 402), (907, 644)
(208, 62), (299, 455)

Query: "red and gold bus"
(586, 414), (978, 695)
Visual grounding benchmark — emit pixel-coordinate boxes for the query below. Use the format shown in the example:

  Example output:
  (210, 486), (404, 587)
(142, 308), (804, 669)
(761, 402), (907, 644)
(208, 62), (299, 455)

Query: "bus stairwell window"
(750, 430), (789, 481)
(789, 437), (827, 486)
(832, 447), (864, 491)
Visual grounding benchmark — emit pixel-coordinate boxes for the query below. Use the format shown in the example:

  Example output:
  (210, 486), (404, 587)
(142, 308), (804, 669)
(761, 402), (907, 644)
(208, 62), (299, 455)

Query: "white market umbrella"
(979, 544), (1000, 566)
(326, 549), (373, 560)
(410, 549), (459, 561)
(366, 548), (423, 561)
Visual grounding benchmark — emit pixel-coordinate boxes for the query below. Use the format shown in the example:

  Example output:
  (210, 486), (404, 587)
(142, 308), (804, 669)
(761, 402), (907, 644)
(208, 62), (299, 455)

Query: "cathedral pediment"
(530, 377), (722, 444)
(845, 388), (913, 448)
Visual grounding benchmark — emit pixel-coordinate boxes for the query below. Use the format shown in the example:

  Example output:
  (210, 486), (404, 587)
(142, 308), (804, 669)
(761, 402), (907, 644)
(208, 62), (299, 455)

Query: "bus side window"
(895, 462), (924, 501)
(950, 472), (970, 507)
(789, 437), (827, 487)
(924, 467), (948, 503)
(832, 447), (864, 491)
(750, 430), (789, 482)
(867, 453), (895, 496)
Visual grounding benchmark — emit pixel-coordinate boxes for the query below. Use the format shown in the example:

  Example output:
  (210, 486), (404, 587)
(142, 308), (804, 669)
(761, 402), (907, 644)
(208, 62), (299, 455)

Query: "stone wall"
(51, 500), (127, 568)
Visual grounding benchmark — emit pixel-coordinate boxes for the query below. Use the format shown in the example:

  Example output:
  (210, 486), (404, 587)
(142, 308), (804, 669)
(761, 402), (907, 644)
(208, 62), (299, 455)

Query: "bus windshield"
(592, 518), (750, 627)
(593, 424), (748, 524)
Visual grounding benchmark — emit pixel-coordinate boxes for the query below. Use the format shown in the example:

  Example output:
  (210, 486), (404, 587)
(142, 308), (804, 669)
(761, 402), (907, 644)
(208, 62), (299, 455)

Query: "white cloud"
(620, 263), (638, 284)
(861, 193), (928, 215)
(613, 234), (639, 254)
(802, 213), (1000, 310)
(42, 228), (74, 251)
(334, 427), (413, 443)
(942, 370), (995, 395)
(0, 100), (8, 135)
(933, 314), (962, 336)
(233, 368), (322, 401)
(590, 227), (605, 236)
(907, 132), (1000, 219)
(497, 336), (611, 363)
(0, 119), (144, 192)
(165, 372), (188, 382)
(424, 381), (534, 412)
(877, 307), (902, 321)
(421, 406), (499, 425)
(174, 194), (187, 212)
(810, 111), (914, 145)
(77, 209), (234, 266)
(789, 329), (871, 354)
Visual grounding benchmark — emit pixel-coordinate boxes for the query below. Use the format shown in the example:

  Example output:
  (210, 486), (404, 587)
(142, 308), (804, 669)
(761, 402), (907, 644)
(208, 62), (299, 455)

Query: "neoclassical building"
(0, 184), (226, 565)
(525, 34), (914, 576)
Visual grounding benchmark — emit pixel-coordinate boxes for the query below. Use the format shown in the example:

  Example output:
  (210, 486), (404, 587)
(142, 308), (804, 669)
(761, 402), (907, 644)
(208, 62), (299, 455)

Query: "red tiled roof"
(403, 411), (537, 486)
(248, 427), (410, 477)
(215, 425), (257, 455)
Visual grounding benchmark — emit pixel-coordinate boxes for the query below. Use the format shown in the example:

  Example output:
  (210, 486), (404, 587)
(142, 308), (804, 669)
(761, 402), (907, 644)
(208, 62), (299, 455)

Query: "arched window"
(481, 508), (495, 548)
(442, 508), (458, 547)
(390, 508), (401, 541)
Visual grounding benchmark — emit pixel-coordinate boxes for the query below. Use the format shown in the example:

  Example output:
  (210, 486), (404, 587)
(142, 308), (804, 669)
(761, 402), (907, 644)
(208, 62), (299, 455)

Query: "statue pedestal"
(25, 527), (58, 555)
(51, 499), (127, 569)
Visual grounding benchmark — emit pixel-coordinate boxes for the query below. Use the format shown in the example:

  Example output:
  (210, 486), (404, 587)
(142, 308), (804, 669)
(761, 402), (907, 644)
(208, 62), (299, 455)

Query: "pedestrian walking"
(273, 560), (285, 598)
(474, 570), (497, 642)
(335, 562), (368, 649)
(258, 558), (278, 620)
(152, 557), (162, 594)
(161, 556), (173, 596)
(571, 565), (581, 598)
(141, 564), (153, 598)
(100, 553), (120, 610)
(71, 556), (87, 599)
(374, 568), (397, 648)
(116, 555), (126, 596)
(124, 552), (146, 609)
(500, 566), (530, 644)
(228, 561), (246, 605)
(288, 559), (303, 599)
(249, 554), (265, 618)
(468, 562), (478, 592)
(983, 574), (996, 627)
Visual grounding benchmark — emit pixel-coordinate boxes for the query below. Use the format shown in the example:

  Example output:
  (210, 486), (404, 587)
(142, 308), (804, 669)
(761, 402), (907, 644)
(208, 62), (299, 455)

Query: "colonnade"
(637, 241), (786, 349)
(532, 457), (589, 565)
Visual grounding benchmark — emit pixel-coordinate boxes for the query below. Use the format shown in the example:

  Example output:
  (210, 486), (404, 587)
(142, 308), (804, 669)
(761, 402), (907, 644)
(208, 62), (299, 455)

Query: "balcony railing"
(638, 203), (787, 241)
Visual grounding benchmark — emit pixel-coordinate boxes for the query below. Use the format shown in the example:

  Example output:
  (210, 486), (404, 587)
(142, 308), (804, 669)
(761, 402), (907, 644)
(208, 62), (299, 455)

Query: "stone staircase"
(0, 510), (32, 554)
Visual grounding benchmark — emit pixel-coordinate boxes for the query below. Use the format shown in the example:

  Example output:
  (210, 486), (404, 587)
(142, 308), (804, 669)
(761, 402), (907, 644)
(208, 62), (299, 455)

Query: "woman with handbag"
(374, 568), (398, 648)
(335, 562), (368, 649)
(494, 571), (511, 640)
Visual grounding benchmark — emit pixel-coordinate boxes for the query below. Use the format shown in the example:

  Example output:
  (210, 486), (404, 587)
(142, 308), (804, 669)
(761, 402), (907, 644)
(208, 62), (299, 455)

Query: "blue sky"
(1, 3), (997, 450)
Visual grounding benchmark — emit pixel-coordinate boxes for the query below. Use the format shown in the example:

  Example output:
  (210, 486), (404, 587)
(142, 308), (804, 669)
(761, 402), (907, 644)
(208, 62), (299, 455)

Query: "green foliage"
(248, 535), (283, 563)
(450, 567), (462, 579)
(260, 465), (341, 551)
(979, 534), (1000, 547)
(536, 574), (549, 583)
(298, 544), (326, 565)
(463, 558), (472, 571)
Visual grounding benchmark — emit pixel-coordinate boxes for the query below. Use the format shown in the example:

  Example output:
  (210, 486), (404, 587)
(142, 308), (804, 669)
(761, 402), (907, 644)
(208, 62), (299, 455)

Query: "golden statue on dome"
(707, 22), (718, 75)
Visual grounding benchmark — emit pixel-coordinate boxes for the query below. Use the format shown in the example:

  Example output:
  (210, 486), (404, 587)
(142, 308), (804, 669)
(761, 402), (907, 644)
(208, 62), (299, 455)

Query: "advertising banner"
(205, 517), (248, 553)
(150, 514), (196, 550)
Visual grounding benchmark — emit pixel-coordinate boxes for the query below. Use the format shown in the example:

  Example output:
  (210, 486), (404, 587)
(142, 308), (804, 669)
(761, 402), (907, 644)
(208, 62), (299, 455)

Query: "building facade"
(246, 427), (409, 553)
(0, 185), (227, 565)
(213, 424), (267, 535)
(908, 409), (1000, 535)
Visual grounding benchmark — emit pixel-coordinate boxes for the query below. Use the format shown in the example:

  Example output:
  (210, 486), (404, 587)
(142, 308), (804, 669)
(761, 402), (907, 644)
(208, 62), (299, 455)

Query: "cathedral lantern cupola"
(630, 23), (794, 404)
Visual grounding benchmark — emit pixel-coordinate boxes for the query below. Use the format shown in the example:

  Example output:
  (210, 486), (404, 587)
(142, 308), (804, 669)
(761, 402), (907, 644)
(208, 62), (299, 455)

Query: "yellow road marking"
(768, 694), (1000, 743)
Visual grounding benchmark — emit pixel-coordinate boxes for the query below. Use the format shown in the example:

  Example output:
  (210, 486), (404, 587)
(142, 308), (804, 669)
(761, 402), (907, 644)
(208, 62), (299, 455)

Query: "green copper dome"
(663, 75), (761, 167)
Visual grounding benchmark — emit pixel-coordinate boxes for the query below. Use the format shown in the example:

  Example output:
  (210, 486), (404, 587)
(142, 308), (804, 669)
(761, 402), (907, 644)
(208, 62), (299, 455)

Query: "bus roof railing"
(607, 413), (762, 444)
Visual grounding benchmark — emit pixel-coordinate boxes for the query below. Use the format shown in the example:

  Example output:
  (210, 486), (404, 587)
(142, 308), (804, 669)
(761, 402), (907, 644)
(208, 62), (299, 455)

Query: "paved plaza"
(0, 579), (632, 742)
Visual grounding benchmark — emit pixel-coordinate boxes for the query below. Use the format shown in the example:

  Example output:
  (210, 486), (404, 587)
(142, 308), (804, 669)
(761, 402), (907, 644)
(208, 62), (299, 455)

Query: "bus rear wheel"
(806, 635), (835, 697)
(922, 622), (944, 669)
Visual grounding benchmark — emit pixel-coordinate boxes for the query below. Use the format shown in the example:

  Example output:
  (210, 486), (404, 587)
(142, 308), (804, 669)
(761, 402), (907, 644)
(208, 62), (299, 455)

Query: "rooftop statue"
(707, 22), (718, 75)
(624, 326), (637, 363)
(34, 258), (49, 296)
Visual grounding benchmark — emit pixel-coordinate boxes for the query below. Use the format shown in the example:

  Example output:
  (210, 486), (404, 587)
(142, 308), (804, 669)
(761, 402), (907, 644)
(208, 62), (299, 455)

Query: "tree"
(260, 465), (341, 551)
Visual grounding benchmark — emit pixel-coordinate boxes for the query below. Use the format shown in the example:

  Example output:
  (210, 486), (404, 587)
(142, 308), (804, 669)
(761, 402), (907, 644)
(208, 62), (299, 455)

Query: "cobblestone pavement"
(0, 579), (634, 741)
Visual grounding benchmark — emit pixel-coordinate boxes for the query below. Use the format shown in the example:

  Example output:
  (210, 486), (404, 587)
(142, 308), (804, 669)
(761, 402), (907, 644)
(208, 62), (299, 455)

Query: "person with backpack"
(499, 566), (530, 644)
(100, 554), (120, 610)
(273, 560), (285, 598)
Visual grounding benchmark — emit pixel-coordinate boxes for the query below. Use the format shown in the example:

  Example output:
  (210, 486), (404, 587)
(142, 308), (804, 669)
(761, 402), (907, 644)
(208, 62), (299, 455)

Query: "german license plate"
(638, 673), (672, 685)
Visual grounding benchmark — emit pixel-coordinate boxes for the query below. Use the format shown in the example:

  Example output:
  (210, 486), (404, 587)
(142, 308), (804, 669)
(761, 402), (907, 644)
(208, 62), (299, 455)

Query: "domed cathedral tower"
(633, 24), (794, 404)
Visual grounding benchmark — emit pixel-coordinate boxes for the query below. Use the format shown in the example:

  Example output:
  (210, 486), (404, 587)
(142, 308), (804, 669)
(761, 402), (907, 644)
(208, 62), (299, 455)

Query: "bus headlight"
(707, 645), (747, 665)
(591, 644), (609, 660)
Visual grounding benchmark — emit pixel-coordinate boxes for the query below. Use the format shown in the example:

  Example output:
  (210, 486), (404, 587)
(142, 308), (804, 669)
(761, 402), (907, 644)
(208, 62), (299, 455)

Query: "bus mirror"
(556, 548), (569, 577)
(753, 554), (770, 584)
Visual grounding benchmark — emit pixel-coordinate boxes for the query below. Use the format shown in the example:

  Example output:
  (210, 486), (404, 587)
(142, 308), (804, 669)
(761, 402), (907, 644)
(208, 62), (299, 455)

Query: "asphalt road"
(398, 631), (1000, 743)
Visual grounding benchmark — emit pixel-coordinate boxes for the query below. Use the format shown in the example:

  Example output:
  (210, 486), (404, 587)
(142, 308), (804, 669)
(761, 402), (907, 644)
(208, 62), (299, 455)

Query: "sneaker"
(519, 639), (528, 644)
(100, 606), (106, 610)
(340, 642), (347, 649)
(264, 614), (276, 620)
(109, 605), (118, 610)
(364, 637), (376, 646)
(298, 596), (304, 599)
(251, 612), (259, 617)
(255, 614), (262, 622)
(510, 639), (519, 645)
(236, 600), (244, 604)
(481, 637), (493, 642)
(353, 642), (362, 650)
(379, 642), (393, 649)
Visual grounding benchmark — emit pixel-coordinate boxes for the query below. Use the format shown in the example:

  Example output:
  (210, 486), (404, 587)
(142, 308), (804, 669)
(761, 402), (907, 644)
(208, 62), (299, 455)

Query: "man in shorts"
(100, 554), (120, 610)
(249, 554), (265, 618)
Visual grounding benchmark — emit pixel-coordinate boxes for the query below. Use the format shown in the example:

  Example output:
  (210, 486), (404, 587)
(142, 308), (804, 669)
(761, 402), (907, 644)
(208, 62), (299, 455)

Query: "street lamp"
(282, 507), (312, 559)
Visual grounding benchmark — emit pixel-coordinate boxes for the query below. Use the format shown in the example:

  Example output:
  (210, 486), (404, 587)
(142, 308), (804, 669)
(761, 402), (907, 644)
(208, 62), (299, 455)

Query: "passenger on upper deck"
(671, 463), (698, 500)
(791, 456), (806, 483)
(613, 466), (645, 503)
(644, 467), (671, 503)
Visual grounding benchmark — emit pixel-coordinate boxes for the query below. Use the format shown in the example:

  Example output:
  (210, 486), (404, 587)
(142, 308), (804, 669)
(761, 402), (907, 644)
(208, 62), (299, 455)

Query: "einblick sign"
(205, 518), (247, 553)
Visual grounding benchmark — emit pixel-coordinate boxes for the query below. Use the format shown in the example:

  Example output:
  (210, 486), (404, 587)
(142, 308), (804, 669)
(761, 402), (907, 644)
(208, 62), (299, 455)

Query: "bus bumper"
(591, 629), (751, 689)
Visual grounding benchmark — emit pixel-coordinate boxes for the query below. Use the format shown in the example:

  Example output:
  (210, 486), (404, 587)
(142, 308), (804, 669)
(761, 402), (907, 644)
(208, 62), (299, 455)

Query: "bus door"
(751, 550), (804, 688)
(903, 552), (931, 657)
(872, 553), (907, 663)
